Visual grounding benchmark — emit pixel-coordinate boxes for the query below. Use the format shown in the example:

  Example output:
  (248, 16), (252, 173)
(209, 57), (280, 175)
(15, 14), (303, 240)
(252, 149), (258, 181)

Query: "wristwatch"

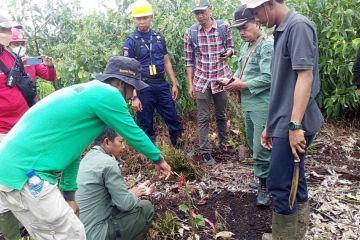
(288, 121), (302, 131)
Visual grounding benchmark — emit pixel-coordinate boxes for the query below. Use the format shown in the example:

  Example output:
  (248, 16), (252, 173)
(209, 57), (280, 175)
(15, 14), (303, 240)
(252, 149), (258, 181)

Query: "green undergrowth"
(160, 145), (204, 181)
(153, 211), (181, 239)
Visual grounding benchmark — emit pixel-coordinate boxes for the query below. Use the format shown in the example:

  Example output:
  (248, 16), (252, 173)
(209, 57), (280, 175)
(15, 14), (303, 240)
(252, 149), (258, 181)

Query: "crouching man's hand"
(131, 180), (155, 197)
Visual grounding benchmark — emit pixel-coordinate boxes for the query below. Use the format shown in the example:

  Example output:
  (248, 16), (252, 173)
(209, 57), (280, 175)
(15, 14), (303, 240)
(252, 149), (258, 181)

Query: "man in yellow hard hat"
(123, 0), (184, 149)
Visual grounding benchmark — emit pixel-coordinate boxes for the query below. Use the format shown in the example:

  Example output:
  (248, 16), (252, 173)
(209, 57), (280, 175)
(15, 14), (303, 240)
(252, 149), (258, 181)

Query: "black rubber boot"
(256, 177), (271, 207)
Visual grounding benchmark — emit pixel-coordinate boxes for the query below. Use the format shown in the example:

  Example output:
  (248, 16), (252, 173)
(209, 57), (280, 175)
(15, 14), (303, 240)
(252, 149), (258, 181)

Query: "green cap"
(192, 0), (210, 12)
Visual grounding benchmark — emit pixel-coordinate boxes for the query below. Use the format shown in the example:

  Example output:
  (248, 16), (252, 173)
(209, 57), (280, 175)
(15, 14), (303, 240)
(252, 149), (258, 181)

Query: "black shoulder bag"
(0, 52), (37, 107)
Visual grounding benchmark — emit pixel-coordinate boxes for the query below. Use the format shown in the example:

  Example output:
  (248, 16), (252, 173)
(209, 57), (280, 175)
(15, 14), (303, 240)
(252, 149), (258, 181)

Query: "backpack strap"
(189, 23), (199, 63)
(189, 20), (228, 63)
(190, 23), (199, 49)
(0, 50), (12, 75)
(215, 19), (227, 50)
(0, 59), (10, 75)
(8, 51), (28, 77)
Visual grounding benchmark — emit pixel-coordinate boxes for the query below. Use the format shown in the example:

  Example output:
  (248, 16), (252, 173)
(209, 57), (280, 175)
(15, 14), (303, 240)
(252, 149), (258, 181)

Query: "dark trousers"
(137, 80), (183, 139)
(267, 135), (314, 215)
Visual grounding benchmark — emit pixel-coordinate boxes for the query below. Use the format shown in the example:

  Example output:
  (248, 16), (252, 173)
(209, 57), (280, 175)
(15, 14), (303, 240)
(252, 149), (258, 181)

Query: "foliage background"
(6, 0), (360, 117)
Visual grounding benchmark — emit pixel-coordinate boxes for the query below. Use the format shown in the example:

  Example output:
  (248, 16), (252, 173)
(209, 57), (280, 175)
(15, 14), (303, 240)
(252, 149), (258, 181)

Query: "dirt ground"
(141, 114), (360, 240)
(1, 113), (358, 240)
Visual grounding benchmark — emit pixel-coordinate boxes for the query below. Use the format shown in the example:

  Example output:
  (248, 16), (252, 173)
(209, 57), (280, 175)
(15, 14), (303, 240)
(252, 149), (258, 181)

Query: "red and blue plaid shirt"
(184, 19), (234, 94)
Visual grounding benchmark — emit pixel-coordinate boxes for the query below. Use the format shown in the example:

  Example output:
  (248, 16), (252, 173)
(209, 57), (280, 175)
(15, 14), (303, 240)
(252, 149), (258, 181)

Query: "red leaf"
(178, 172), (185, 190)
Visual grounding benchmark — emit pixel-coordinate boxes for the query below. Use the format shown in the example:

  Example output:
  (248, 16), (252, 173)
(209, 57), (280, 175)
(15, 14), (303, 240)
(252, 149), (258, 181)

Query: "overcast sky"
(1, 0), (118, 15)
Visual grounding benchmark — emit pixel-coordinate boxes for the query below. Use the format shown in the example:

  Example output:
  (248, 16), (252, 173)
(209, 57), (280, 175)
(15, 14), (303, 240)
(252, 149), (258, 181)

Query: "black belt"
(141, 72), (165, 83)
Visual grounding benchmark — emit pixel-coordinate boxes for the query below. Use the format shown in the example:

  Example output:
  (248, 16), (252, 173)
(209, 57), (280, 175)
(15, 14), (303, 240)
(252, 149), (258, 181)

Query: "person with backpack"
(224, 4), (273, 207)
(184, 0), (235, 165)
(123, 0), (184, 148)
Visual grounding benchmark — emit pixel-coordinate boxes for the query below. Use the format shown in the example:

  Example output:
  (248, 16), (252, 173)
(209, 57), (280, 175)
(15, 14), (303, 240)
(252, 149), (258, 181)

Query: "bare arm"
(289, 69), (313, 160)
(291, 69), (313, 124)
(164, 54), (179, 100)
(186, 66), (195, 99)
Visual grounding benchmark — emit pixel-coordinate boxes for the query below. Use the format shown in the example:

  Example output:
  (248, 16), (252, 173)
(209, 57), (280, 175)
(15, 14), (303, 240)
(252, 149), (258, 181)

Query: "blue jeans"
(137, 81), (183, 139)
(267, 135), (314, 215)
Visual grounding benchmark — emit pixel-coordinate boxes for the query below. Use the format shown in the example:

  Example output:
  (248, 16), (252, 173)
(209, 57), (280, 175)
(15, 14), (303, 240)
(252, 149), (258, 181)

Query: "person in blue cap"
(123, 0), (184, 148)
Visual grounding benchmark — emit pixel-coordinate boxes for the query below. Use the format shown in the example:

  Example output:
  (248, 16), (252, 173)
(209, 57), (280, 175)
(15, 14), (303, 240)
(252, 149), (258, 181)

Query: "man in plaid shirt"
(184, 0), (235, 165)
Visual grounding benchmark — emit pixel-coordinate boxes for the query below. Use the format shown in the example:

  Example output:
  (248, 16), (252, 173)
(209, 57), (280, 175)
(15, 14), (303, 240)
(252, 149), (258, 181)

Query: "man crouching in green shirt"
(77, 127), (155, 240)
(224, 5), (273, 207)
(0, 56), (172, 239)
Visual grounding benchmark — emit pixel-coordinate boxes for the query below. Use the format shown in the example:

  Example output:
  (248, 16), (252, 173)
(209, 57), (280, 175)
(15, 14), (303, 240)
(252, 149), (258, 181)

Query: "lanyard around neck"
(143, 34), (153, 64)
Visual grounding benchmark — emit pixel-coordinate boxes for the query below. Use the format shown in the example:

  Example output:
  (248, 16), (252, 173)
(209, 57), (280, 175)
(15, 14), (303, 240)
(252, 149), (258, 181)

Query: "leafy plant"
(6, 0), (360, 117)
(161, 145), (204, 181)
(153, 211), (181, 238)
(37, 79), (55, 100)
(176, 172), (203, 240)
(287, 0), (360, 117)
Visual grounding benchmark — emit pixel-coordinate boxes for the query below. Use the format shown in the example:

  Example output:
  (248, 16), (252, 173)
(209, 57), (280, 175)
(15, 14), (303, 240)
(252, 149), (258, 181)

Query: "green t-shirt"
(0, 80), (161, 192)
(234, 36), (273, 112)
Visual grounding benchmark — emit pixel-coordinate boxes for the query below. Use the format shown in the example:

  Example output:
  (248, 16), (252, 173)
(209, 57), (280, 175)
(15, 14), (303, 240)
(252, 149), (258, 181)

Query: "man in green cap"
(224, 4), (273, 208)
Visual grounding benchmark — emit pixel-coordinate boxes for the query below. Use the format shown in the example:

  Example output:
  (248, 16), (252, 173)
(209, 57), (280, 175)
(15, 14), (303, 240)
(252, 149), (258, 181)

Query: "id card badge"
(149, 64), (157, 75)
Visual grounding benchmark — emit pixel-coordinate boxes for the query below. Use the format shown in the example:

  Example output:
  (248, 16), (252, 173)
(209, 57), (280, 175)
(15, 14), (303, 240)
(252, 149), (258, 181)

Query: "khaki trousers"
(0, 133), (20, 240)
(0, 181), (85, 240)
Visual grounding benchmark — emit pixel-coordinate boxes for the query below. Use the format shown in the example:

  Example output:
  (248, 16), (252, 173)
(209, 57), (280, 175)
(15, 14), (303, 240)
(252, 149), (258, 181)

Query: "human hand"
(172, 85), (179, 100)
(260, 128), (272, 150)
(219, 49), (233, 60)
(21, 55), (28, 64)
(138, 180), (155, 196)
(155, 158), (172, 180)
(67, 200), (80, 218)
(131, 97), (143, 112)
(223, 78), (247, 91)
(129, 186), (147, 197)
(289, 129), (306, 160)
(188, 85), (195, 100)
(42, 56), (54, 67)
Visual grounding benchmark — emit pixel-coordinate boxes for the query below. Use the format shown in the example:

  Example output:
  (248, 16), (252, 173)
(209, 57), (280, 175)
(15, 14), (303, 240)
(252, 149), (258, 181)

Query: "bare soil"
(145, 114), (360, 240)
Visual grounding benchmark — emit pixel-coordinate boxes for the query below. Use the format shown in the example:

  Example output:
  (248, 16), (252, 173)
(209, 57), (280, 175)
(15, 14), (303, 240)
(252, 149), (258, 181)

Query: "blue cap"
(26, 169), (36, 178)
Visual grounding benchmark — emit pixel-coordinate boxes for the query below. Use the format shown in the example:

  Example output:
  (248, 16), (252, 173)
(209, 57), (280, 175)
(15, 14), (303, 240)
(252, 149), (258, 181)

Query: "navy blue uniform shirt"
(123, 29), (168, 75)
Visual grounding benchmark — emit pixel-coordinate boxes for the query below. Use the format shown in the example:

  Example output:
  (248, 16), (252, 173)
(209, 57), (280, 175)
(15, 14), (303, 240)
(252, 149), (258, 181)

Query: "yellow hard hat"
(131, 0), (153, 17)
